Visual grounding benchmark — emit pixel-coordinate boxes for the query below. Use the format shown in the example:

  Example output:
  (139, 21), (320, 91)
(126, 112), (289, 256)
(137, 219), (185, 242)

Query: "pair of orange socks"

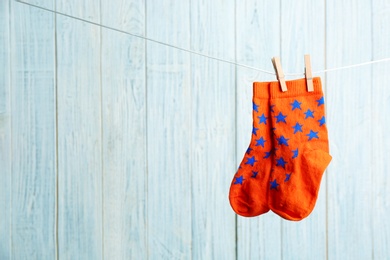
(229, 77), (332, 221)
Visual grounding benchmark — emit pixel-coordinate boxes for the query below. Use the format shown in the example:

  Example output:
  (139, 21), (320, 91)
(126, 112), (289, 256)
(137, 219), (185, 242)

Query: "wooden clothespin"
(304, 54), (314, 92)
(272, 57), (287, 92)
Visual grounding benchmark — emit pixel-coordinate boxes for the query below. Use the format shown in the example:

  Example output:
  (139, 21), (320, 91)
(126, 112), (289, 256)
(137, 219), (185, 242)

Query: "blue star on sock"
(252, 127), (258, 135)
(292, 122), (303, 134)
(304, 109), (315, 119)
(255, 137), (266, 147)
(251, 171), (258, 178)
(307, 130), (319, 141)
(316, 96), (324, 106)
(253, 102), (259, 112)
(276, 157), (287, 168)
(270, 179), (279, 190)
(275, 112), (287, 123)
(292, 148), (298, 159)
(276, 135), (289, 146)
(263, 150), (272, 159)
(245, 156), (258, 166)
(318, 116), (326, 126)
(258, 113), (268, 125)
(284, 173), (291, 182)
(234, 175), (244, 184)
(290, 100), (302, 111)
(270, 104), (275, 113)
(246, 147), (253, 155)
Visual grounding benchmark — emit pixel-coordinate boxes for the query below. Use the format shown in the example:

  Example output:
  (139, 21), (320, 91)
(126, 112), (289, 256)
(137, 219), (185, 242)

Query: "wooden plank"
(0, 0), (11, 258)
(326, 0), (373, 258)
(190, 1), (235, 259)
(100, 0), (147, 258)
(18, 0), (53, 10)
(56, 11), (103, 260)
(146, 1), (192, 258)
(56, 0), (99, 23)
(235, 1), (282, 259)
(101, 0), (144, 35)
(280, 1), (327, 259)
(372, 0), (390, 258)
(10, 2), (56, 259)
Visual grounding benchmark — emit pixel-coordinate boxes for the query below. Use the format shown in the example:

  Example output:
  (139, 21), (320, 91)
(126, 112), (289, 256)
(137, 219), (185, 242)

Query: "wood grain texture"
(235, 1), (282, 259)
(326, 0), (373, 259)
(280, 1), (327, 259)
(0, 0), (11, 258)
(4, 1), (390, 259)
(101, 0), (144, 36)
(10, 2), (56, 259)
(56, 12), (103, 260)
(101, 0), (147, 258)
(190, 1), (236, 259)
(372, 0), (390, 258)
(56, 0), (99, 23)
(19, 0), (53, 10)
(146, 1), (192, 258)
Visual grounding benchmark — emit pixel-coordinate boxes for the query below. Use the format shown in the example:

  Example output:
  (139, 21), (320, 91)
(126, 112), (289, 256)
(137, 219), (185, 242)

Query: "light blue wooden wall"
(1, 0), (390, 259)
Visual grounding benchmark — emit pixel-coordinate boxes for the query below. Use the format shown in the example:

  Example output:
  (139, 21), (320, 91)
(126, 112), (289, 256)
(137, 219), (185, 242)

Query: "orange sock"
(229, 83), (272, 217)
(267, 77), (332, 221)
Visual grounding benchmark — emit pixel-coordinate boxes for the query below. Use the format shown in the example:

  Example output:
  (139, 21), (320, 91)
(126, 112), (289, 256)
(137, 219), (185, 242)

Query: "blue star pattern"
(245, 156), (258, 166)
(251, 171), (258, 178)
(304, 109), (315, 119)
(292, 122), (303, 134)
(276, 157), (287, 168)
(290, 100), (302, 111)
(264, 150), (272, 159)
(270, 179), (279, 190)
(292, 148), (298, 159)
(234, 175), (244, 184)
(275, 112), (287, 123)
(277, 135), (289, 146)
(316, 96), (324, 106)
(231, 90), (328, 198)
(255, 137), (266, 147)
(318, 116), (326, 126)
(307, 130), (319, 141)
(258, 113), (268, 125)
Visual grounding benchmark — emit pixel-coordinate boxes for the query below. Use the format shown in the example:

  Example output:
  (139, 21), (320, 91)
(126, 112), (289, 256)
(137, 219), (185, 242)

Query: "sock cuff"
(270, 77), (323, 98)
(253, 77), (323, 99)
(253, 81), (271, 99)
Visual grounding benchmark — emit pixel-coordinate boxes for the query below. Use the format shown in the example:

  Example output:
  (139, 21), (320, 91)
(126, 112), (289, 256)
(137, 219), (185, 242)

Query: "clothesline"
(17, 0), (390, 77)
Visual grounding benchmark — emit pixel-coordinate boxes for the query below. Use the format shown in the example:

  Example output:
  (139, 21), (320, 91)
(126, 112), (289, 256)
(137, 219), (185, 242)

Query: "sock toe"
(229, 181), (269, 217)
(229, 195), (269, 217)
